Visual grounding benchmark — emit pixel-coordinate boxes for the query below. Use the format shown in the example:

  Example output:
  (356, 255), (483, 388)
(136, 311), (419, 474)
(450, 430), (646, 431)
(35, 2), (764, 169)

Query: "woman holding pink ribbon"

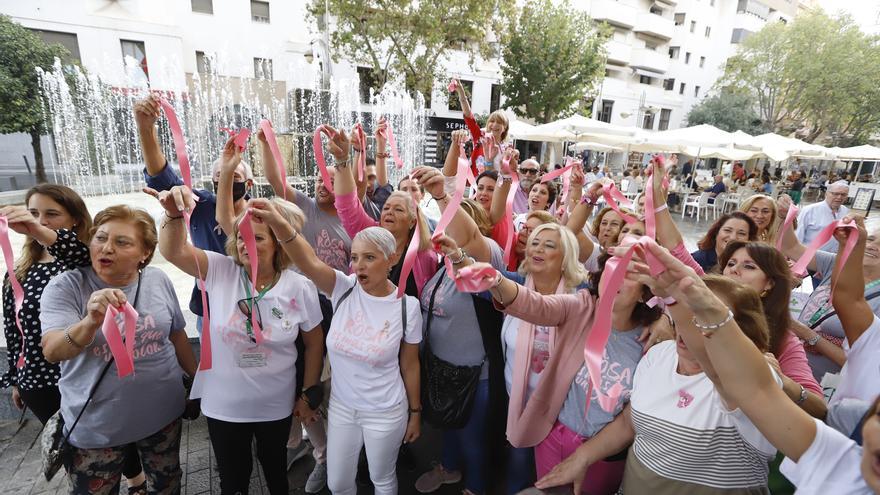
(449, 78), (510, 176)
(40, 205), (198, 494)
(1, 185), (91, 425)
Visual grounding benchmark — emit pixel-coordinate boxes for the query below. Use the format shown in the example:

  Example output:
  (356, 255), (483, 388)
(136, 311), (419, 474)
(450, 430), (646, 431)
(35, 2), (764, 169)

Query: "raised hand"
(0, 205), (41, 236)
(832, 213), (865, 246)
(411, 166), (446, 200)
(85, 288), (129, 327)
(326, 127), (351, 162)
(218, 136), (242, 173)
(133, 94), (161, 130)
(152, 185), (196, 217)
(431, 233), (461, 257)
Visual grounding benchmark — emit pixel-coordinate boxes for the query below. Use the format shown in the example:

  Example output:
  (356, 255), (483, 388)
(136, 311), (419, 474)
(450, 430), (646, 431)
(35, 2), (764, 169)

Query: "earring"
(760, 289), (768, 297)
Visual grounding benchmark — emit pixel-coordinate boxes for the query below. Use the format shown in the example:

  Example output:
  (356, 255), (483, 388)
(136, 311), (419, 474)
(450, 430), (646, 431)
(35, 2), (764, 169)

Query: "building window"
(639, 75), (653, 85)
(251, 1), (270, 23)
(490, 84), (502, 112)
(659, 109), (672, 130)
(254, 57), (273, 80)
(120, 39), (148, 83)
(649, 5), (663, 15)
(737, 0), (771, 19)
(690, 20), (696, 33)
(663, 78), (675, 91)
(705, 26), (711, 37)
(679, 82), (686, 95)
(731, 28), (753, 43)
(674, 13), (685, 25)
(598, 100), (614, 123)
(642, 113), (655, 130)
(699, 56), (706, 68)
(645, 42), (657, 50)
(694, 86), (701, 97)
(195, 51), (215, 74)
(685, 52), (691, 64)
(448, 80), (474, 111)
(31, 29), (80, 64)
(668, 46), (680, 59)
(191, 0), (213, 14)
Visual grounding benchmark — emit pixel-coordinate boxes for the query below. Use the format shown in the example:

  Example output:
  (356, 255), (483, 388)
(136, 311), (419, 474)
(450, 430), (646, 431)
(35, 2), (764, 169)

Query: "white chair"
(712, 192), (727, 219)
(682, 192), (712, 221)
(722, 193), (741, 214)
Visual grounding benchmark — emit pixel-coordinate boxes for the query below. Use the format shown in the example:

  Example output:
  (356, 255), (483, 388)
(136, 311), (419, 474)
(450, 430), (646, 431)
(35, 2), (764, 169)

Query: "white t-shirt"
(831, 315), (880, 406)
(780, 418), (872, 494)
(326, 272), (423, 411)
(626, 342), (778, 491)
(191, 252), (323, 422)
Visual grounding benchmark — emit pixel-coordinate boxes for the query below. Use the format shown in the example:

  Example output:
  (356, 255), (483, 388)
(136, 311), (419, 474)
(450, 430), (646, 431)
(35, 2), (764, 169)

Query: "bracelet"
(805, 333), (821, 346)
(165, 212), (184, 220)
(301, 384), (325, 410)
(65, 326), (93, 349)
(492, 270), (504, 288)
(336, 156), (351, 168)
(796, 384), (808, 404)
(692, 309), (734, 338)
(581, 195), (597, 206)
(449, 248), (467, 265)
(376, 152), (391, 159)
(654, 204), (669, 213)
(432, 193), (449, 202)
(281, 230), (298, 244)
(408, 407), (422, 414)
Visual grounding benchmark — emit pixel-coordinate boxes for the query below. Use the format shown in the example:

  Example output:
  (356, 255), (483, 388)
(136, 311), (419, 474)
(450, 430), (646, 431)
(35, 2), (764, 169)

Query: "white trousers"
(326, 398), (407, 495)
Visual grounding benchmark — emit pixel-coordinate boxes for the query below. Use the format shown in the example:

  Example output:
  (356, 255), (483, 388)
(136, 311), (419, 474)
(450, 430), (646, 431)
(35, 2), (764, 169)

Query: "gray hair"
(354, 226), (397, 259)
(828, 180), (849, 192)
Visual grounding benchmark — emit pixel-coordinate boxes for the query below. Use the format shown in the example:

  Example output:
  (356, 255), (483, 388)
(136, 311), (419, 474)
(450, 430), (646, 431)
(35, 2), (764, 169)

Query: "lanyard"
(809, 278), (880, 325)
(239, 269), (274, 342)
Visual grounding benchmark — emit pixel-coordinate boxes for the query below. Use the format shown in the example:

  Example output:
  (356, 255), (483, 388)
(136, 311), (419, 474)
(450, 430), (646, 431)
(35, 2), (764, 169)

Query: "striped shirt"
(623, 341), (776, 493)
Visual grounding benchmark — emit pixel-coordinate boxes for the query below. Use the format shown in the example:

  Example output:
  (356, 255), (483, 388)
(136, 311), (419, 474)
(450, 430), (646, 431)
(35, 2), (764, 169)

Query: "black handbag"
(421, 274), (485, 429)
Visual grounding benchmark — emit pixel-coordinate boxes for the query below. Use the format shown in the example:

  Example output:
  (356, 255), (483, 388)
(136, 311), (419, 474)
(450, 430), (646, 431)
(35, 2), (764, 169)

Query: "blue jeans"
(507, 444), (535, 494)
(441, 379), (490, 494)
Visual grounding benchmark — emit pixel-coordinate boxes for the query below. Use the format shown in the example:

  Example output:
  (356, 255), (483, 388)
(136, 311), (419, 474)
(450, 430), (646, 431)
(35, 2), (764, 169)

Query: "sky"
(817, 0), (880, 34)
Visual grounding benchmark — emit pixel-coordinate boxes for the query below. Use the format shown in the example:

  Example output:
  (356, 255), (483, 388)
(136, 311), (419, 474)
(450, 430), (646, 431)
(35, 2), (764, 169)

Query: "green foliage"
(686, 92), (763, 134)
(314, 0), (515, 102)
(719, 11), (880, 145)
(499, 0), (610, 123)
(0, 15), (69, 135)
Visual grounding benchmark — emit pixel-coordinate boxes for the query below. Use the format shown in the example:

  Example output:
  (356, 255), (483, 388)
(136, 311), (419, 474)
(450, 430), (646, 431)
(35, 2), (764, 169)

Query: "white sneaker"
(286, 442), (311, 471)
(305, 461), (327, 493)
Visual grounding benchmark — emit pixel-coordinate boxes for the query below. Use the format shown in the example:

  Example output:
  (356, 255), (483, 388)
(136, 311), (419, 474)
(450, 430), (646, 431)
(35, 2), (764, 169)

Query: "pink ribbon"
(644, 155), (669, 240)
(220, 127), (251, 152)
(453, 264), (498, 293)
(543, 157), (579, 210)
(378, 124), (405, 170)
(237, 210), (266, 343)
(353, 123), (367, 182)
(602, 183), (639, 225)
(587, 236), (666, 414)
(447, 79), (458, 93)
(159, 99), (213, 370)
(102, 302), (139, 377)
(503, 170), (520, 268)
(432, 149), (470, 245)
(0, 217), (25, 368)
(397, 206), (422, 299)
(646, 295), (676, 309)
(313, 125), (337, 195)
(790, 219), (858, 299)
(259, 120), (288, 200)
(776, 203), (799, 251)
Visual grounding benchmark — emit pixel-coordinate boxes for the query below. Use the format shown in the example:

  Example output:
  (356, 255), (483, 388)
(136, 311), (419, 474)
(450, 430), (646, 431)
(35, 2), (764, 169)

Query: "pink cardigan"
(335, 191), (437, 297)
(495, 285), (595, 447)
(669, 242), (822, 396)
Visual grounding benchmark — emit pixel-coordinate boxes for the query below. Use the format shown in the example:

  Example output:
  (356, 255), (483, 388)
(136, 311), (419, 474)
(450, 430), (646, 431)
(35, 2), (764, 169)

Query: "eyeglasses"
(237, 297), (262, 343)
(519, 168), (539, 175)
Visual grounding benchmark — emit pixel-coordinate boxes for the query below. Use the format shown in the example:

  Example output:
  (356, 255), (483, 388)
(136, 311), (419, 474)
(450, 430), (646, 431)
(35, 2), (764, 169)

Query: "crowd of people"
(1, 85), (878, 495)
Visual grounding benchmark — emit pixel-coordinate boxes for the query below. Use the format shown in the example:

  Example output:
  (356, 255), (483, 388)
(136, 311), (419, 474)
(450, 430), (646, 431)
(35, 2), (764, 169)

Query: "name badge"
(238, 351), (267, 368)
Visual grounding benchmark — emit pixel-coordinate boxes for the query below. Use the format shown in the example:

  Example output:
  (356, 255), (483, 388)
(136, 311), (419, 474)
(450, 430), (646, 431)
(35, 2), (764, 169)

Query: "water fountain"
(37, 54), (427, 197)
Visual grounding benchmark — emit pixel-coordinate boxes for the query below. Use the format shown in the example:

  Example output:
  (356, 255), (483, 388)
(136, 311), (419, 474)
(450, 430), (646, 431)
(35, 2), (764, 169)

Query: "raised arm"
(257, 128), (297, 201)
(489, 174), (512, 226)
(326, 126), (355, 197)
(442, 130), (469, 177)
(156, 185), (210, 278)
(247, 199), (336, 295)
(567, 181), (603, 263)
(375, 117), (389, 187)
(134, 95), (168, 176)
(215, 137), (242, 236)
(831, 215), (875, 345)
(777, 194), (814, 271)
(648, 159), (685, 250)
(454, 78), (474, 120)
(0, 206), (81, 260)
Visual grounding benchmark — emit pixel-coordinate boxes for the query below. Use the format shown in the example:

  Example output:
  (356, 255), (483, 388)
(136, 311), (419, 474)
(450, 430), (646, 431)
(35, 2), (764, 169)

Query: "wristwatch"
(805, 333), (821, 346)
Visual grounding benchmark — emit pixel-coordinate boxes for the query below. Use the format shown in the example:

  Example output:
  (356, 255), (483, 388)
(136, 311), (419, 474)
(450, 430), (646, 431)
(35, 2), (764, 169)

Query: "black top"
(1, 229), (89, 391)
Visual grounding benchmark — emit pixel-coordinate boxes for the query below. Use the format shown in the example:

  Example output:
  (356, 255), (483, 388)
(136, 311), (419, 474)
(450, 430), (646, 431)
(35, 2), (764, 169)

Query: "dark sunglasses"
(519, 168), (539, 175)
(237, 297), (262, 343)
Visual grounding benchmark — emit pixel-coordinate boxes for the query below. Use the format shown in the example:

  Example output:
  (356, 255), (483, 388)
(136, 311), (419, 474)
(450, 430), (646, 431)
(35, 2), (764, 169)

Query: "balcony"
(590, 0), (638, 29)
(633, 13), (674, 40)
(605, 39), (632, 65)
(630, 48), (670, 73)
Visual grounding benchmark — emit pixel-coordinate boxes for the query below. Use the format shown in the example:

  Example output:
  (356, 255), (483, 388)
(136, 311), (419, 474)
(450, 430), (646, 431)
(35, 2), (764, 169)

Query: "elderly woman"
(156, 175), (324, 494)
(279, 220), (422, 495)
(740, 194), (779, 243)
(324, 126), (437, 298)
(40, 205), (198, 494)
(1, 184), (91, 424)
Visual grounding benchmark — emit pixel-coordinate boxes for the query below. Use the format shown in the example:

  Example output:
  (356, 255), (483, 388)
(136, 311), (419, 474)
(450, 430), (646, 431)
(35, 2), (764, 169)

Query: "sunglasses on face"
(519, 168), (539, 175)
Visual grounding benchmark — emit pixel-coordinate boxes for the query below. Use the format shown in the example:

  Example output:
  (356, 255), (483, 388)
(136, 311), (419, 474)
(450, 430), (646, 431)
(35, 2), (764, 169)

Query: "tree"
(499, 0), (610, 123)
(314, 0), (515, 102)
(719, 11), (880, 145)
(0, 15), (69, 183)
(686, 92), (763, 134)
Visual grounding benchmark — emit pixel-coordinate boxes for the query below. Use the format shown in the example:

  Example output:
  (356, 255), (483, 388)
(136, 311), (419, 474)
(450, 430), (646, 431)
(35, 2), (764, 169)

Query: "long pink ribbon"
(379, 124), (405, 170)
(0, 217), (25, 368)
(776, 203), (799, 251)
(159, 98), (213, 370)
(259, 120), (288, 200)
(398, 205), (422, 299)
(587, 236), (665, 414)
(353, 123), (367, 182)
(602, 183), (639, 225)
(447, 79), (458, 93)
(454, 264), (499, 293)
(220, 127), (251, 152)
(102, 302), (139, 377)
(432, 151), (470, 244)
(313, 125), (337, 195)
(237, 210), (266, 343)
(790, 219), (858, 299)
(503, 170), (520, 268)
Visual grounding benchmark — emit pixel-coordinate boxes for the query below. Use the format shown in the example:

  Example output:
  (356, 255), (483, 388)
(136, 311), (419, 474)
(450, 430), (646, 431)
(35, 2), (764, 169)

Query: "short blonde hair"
(525, 210), (558, 226)
(487, 110), (510, 141)
(385, 191), (432, 252)
(92, 205), (157, 269)
(518, 223), (586, 289)
(225, 198), (305, 272)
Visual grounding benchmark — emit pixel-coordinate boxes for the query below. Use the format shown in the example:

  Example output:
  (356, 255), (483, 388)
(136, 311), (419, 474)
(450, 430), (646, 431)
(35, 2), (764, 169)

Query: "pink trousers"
(535, 421), (625, 495)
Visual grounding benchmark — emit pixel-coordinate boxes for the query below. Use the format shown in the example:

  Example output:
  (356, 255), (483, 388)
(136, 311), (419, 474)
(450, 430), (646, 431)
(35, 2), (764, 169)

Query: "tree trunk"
(30, 128), (47, 184)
